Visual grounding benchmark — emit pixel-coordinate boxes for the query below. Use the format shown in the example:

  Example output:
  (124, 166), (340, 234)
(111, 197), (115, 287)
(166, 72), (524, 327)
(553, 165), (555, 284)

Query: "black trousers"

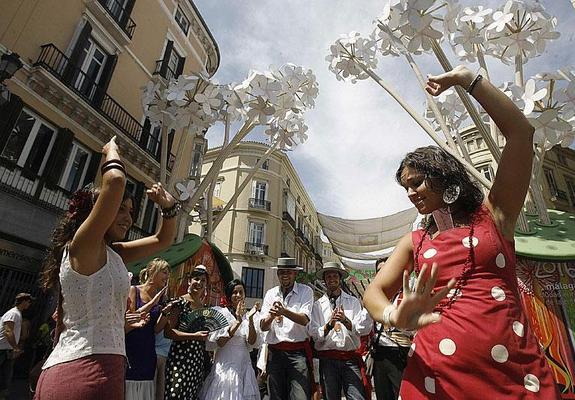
(372, 346), (409, 400)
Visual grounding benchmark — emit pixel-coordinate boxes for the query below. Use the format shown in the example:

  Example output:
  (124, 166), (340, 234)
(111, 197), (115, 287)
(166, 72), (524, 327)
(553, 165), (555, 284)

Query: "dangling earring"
(443, 184), (460, 204)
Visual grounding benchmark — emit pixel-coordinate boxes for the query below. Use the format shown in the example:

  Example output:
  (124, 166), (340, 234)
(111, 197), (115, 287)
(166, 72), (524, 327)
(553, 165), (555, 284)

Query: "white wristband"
(382, 304), (396, 328)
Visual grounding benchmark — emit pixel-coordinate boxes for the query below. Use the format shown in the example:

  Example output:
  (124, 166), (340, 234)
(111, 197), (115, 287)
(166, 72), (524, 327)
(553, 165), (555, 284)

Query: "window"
(156, 41), (185, 81)
(242, 267), (264, 298)
(478, 164), (494, 182)
(60, 141), (92, 192)
(75, 37), (108, 101)
(253, 181), (267, 201)
(544, 168), (558, 195)
(189, 142), (205, 179)
(1, 109), (56, 175)
(125, 177), (137, 198)
(174, 7), (190, 35)
(213, 179), (223, 198)
(147, 125), (161, 157)
(476, 137), (484, 149)
(248, 221), (265, 245)
(141, 196), (159, 233)
(566, 178), (575, 206)
(105, 0), (130, 23)
(256, 158), (269, 170)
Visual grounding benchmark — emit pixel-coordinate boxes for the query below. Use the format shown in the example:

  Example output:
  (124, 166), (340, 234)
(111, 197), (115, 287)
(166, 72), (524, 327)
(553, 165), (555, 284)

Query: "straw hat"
(271, 257), (303, 271)
(316, 262), (349, 280)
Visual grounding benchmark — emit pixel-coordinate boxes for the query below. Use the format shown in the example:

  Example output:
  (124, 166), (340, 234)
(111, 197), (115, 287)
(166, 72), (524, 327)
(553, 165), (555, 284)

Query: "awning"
(126, 234), (232, 280)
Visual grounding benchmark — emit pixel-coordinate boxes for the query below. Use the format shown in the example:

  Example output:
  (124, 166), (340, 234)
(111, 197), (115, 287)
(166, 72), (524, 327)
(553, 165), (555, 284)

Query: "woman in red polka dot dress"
(364, 65), (560, 400)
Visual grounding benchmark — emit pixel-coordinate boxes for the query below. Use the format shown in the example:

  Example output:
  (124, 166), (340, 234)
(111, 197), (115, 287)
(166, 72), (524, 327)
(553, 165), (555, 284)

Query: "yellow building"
(0, 0), (219, 310)
(190, 141), (324, 302)
(461, 127), (575, 213)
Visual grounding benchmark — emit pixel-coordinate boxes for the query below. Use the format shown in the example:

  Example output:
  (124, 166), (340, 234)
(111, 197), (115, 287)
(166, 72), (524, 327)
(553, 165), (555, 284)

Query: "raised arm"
(112, 183), (178, 263)
(70, 136), (126, 275)
(426, 66), (534, 239)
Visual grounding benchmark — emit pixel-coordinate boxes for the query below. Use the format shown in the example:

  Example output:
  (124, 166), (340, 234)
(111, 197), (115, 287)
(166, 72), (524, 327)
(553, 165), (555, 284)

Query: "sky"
(194, 0), (575, 220)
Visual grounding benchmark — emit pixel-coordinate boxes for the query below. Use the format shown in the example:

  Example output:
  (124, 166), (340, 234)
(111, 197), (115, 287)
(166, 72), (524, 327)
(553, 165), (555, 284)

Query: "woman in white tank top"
(34, 136), (178, 400)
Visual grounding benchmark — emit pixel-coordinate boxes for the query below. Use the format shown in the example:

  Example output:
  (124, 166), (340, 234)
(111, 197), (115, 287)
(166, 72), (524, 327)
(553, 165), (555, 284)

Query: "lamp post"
(0, 52), (23, 105)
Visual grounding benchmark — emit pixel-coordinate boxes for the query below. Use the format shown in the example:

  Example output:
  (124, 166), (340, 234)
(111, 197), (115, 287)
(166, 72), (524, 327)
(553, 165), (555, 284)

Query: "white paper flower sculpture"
(326, 31), (377, 83)
(485, 0), (560, 64)
(176, 179), (197, 202)
(425, 88), (467, 133)
(521, 79), (547, 115)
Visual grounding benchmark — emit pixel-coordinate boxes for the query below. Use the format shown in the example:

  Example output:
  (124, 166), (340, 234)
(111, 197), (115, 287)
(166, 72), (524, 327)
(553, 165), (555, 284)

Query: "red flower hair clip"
(67, 185), (95, 219)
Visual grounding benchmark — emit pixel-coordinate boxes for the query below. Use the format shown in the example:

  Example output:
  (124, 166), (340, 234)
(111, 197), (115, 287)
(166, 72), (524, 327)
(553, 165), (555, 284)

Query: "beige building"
(190, 141), (324, 302)
(0, 0), (219, 310)
(461, 127), (575, 214)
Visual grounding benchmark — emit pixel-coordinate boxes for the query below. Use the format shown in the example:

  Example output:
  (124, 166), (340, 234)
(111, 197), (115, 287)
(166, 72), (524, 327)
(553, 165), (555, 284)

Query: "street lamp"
(0, 52), (23, 105)
(0, 52), (23, 83)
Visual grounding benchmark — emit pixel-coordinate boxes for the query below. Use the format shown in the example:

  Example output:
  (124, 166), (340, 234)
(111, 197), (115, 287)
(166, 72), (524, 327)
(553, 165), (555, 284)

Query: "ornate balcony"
(248, 197), (271, 212)
(245, 242), (269, 256)
(282, 211), (296, 228)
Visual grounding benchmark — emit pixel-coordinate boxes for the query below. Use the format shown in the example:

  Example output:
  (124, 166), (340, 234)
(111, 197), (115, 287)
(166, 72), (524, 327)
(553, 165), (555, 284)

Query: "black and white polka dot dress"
(164, 298), (208, 400)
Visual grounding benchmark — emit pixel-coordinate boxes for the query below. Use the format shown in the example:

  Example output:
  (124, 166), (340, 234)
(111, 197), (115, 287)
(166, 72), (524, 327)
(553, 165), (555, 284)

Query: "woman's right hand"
(390, 263), (455, 330)
(102, 136), (119, 156)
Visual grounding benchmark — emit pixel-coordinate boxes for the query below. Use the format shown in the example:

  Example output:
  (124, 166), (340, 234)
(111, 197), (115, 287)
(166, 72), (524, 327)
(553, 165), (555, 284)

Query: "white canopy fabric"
(318, 207), (418, 261)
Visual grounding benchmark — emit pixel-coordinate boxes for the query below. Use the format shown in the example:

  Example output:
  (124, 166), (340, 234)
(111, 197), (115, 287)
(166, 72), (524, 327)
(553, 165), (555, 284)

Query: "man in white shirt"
(0, 292), (33, 400)
(260, 257), (314, 400)
(309, 262), (372, 400)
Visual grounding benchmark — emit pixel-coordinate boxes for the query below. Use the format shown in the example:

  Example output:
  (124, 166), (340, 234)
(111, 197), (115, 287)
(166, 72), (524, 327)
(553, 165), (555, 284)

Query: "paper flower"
(460, 6), (492, 23)
(194, 85), (221, 115)
(521, 79), (547, 115)
(529, 109), (572, 149)
(176, 179), (197, 202)
(326, 31), (378, 83)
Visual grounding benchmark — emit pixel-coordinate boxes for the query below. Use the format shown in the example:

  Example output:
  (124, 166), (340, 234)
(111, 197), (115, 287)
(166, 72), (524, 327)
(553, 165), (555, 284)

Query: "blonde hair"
(139, 258), (170, 284)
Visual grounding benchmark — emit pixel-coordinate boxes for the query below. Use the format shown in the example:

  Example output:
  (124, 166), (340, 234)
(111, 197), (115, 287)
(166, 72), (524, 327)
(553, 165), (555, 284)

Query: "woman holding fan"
(164, 265), (211, 399)
(199, 279), (261, 400)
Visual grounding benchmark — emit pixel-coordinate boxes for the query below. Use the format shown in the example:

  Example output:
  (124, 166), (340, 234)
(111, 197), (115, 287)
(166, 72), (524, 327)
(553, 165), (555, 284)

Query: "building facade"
(190, 141), (324, 303)
(461, 127), (575, 214)
(0, 0), (219, 312)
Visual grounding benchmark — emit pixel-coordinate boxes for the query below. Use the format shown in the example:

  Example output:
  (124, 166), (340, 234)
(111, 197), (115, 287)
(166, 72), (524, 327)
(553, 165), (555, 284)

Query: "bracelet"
(382, 304), (396, 328)
(101, 163), (126, 175)
(467, 74), (483, 94)
(101, 159), (125, 170)
(161, 202), (181, 219)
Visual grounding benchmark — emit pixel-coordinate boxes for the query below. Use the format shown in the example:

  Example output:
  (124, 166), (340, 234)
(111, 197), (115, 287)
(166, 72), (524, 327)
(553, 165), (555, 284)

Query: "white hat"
(316, 262), (349, 280)
(271, 257), (304, 271)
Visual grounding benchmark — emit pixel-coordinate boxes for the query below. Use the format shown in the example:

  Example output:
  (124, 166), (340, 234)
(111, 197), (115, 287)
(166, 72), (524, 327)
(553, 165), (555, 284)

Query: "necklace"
(413, 214), (477, 313)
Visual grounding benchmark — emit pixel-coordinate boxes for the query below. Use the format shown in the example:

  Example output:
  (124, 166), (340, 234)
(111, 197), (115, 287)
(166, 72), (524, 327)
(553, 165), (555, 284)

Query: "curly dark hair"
(224, 279), (246, 302)
(395, 146), (484, 221)
(40, 186), (133, 290)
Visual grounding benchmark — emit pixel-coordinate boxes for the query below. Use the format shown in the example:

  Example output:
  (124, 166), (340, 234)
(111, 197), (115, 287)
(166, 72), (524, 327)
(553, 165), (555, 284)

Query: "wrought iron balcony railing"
(245, 242), (269, 256)
(97, 0), (136, 38)
(248, 197), (271, 211)
(34, 44), (174, 169)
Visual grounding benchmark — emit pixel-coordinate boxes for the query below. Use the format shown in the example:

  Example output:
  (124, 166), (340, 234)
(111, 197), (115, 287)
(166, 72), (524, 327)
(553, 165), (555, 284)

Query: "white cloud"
(195, 0), (575, 220)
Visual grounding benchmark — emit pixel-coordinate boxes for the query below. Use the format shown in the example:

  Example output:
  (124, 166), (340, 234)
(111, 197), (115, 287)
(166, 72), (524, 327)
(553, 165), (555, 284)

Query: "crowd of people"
(0, 65), (562, 400)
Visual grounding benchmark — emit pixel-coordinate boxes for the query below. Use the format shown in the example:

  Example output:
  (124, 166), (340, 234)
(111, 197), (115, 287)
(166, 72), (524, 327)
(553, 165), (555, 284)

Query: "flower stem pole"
(211, 140), (280, 230)
(160, 124), (169, 185)
(514, 53), (551, 225)
(183, 118), (256, 214)
(403, 51), (465, 159)
(354, 60), (492, 189)
(476, 47), (502, 145)
(431, 40), (502, 163)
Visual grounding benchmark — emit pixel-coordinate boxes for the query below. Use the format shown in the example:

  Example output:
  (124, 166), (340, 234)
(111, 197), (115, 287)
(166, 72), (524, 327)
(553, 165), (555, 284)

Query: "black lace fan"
(179, 308), (229, 333)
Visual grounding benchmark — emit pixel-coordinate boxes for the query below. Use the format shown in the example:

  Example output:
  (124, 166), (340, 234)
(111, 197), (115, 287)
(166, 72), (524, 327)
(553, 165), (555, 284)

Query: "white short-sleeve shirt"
(0, 307), (23, 350)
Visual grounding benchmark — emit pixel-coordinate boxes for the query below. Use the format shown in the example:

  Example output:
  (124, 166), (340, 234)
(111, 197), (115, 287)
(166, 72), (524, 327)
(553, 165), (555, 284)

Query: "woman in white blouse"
(199, 279), (261, 400)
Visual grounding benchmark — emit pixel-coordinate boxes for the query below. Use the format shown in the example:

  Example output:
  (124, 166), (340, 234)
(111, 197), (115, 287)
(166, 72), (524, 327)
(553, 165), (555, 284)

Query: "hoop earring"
(443, 185), (460, 204)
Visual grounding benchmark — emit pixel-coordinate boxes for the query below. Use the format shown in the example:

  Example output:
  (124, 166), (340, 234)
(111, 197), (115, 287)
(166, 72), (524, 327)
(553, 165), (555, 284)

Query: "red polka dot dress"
(399, 206), (560, 400)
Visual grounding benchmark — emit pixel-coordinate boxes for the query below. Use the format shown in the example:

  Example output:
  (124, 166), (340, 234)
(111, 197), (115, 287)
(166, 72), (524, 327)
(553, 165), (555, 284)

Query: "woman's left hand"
(147, 182), (176, 209)
(425, 65), (474, 97)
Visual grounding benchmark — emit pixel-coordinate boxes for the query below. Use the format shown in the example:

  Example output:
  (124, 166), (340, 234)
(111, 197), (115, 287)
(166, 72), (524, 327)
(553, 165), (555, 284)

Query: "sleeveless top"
(125, 286), (161, 380)
(399, 206), (559, 399)
(43, 246), (130, 370)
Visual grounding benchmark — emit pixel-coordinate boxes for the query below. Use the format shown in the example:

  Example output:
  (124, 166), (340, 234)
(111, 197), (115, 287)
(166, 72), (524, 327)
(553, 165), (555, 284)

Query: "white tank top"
(43, 246), (130, 369)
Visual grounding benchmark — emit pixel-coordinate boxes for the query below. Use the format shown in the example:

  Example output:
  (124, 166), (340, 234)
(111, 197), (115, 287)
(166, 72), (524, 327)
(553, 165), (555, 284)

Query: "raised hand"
(236, 300), (246, 320)
(247, 302), (260, 320)
(425, 65), (474, 97)
(102, 136), (119, 156)
(146, 182), (176, 209)
(391, 263), (455, 331)
(125, 311), (150, 329)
